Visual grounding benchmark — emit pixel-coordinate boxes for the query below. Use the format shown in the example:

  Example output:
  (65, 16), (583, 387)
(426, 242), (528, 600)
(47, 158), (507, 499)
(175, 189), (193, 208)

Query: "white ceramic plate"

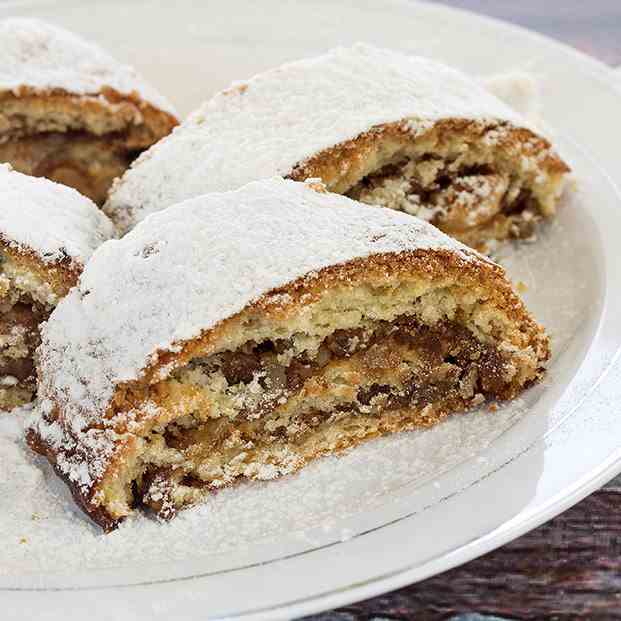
(2, 1), (621, 619)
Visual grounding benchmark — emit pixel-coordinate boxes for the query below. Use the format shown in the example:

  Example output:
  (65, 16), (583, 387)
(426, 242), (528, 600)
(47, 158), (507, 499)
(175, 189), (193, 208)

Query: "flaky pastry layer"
(290, 119), (569, 251)
(0, 242), (75, 409)
(0, 89), (177, 204)
(29, 250), (549, 530)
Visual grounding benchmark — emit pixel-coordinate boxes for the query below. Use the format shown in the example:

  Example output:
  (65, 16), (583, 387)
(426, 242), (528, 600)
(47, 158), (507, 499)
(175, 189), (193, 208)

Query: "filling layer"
(289, 121), (567, 252)
(114, 315), (521, 520)
(347, 157), (538, 248)
(0, 254), (55, 409)
(0, 132), (137, 204)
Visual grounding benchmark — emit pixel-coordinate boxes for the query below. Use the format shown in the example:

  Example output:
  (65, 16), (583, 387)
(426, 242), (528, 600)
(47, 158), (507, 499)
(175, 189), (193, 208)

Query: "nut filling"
(25, 176), (551, 531)
(0, 132), (137, 205)
(0, 286), (48, 409)
(134, 315), (518, 520)
(347, 156), (539, 248)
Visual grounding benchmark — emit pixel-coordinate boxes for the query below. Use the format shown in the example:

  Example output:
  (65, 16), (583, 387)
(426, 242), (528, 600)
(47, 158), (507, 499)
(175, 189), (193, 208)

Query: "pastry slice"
(105, 44), (569, 251)
(28, 178), (549, 530)
(0, 18), (178, 204)
(0, 164), (115, 409)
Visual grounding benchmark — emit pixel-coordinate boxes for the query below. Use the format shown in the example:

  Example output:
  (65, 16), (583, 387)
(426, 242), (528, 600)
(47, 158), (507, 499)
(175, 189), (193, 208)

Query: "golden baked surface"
(0, 18), (178, 203)
(0, 166), (114, 409)
(27, 179), (549, 530)
(104, 44), (569, 247)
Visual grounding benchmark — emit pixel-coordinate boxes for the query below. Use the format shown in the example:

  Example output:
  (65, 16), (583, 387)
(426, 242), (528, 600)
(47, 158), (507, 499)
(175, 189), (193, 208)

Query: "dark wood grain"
(304, 481), (621, 620)
(306, 2), (621, 619)
(331, 483), (621, 620)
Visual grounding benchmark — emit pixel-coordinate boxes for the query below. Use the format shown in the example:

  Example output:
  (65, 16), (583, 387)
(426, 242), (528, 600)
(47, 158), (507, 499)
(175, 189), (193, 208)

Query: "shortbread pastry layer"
(28, 178), (549, 530)
(104, 44), (569, 250)
(0, 164), (114, 409)
(0, 18), (178, 204)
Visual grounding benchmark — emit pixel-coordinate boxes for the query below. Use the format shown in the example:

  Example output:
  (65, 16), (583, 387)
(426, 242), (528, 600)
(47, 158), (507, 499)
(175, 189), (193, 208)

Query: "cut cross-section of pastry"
(0, 18), (178, 204)
(0, 164), (115, 409)
(105, 44), (569, 250)
(28, 178), (549, 530)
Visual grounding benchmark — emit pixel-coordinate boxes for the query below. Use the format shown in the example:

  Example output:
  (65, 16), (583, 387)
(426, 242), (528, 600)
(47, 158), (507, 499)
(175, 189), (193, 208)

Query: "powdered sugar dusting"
(1, 399), (529, 575)
(0, 185), (599, 578)
(482, 71), (543, 127)
(0, 18), (175, 115)
(34, 178), (477, 447)
(105, 43), (527, 229)
(0, 164), (115, 266)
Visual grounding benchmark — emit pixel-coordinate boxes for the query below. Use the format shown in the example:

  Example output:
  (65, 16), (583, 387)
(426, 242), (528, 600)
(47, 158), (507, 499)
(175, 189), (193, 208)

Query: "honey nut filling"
(0, 243), (68, 410)
(0, 131), (137, 205)
(347, 157), (539, 249)
(125, 314), (523, 521)
(0, 276), (49, 410)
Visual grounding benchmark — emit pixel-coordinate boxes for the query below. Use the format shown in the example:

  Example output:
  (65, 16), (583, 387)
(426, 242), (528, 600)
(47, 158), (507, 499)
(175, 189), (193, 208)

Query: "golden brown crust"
(25, 428), (123, 532)
(0, 87), (178, 203)
(28, 247), (549, 529)
(289, 118), (569, 190)
(0, 238), (78, 298)
(0, 87), (178, 146)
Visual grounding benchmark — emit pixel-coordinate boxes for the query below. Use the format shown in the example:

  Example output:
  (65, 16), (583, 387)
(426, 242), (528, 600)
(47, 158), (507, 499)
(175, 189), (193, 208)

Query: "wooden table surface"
(305, 2), (621, 619)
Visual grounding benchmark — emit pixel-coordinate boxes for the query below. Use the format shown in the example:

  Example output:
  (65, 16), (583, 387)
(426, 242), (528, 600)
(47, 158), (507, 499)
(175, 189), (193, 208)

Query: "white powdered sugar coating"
(1, 398), (531, 576)
(482, 71), (543, 128)
(0, 18), (175, 115)
(2, 185), (594, 577)
(105, 43), (527, 229)
(33, 178), (477, 452)
(0, 164), (115, 266)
